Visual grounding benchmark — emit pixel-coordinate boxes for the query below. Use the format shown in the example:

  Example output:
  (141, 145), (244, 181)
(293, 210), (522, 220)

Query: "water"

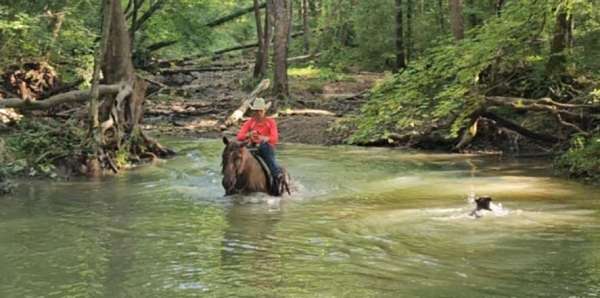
(1, 138), (599, 297)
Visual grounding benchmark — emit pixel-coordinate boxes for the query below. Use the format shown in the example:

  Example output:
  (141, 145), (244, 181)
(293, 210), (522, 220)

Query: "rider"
(236, 98), (282, 183)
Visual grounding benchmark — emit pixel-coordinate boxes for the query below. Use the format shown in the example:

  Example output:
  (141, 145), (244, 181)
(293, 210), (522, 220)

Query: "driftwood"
(0, 84), (122, 110)
(225, 79), (270, 126)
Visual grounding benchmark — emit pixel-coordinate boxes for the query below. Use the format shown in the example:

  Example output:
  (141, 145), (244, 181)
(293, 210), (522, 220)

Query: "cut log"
(225, 79), (270, 126)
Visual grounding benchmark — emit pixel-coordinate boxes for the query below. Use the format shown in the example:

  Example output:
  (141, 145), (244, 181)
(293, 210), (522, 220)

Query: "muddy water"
(1, 138), (599, 297)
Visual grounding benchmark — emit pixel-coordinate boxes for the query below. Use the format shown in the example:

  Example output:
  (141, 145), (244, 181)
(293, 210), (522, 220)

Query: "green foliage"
(3, 119), (87, 178)
(555, 134), (600, 183)
(0, 2), (98, 81)
(350, 0), (599, 144)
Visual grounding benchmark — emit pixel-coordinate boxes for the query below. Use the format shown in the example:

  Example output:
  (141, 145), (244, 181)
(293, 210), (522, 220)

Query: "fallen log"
(287, 53), (321, 64)
(204, 2), (266, 28)
(214, 31), (304, 56)
(158, 64), (250, 75)
(225, 79), (270, 126)
(146, 39), (179, 53)
(278, 108), (336, 117)
(481, 111), (560, 143)
(0, 84), (122, 110)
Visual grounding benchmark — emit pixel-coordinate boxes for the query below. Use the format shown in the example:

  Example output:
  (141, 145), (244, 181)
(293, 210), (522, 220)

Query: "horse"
(221, 137), (291, 196)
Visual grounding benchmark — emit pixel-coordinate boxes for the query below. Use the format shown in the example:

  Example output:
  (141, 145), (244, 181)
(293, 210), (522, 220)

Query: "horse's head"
(221, 137), (249, 194)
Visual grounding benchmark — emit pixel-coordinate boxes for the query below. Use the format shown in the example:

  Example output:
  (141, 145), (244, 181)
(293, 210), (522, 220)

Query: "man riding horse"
(221, 97), (290, 196)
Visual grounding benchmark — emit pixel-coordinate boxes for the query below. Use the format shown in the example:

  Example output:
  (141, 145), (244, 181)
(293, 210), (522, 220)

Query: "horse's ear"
(223, 136), (229, 145)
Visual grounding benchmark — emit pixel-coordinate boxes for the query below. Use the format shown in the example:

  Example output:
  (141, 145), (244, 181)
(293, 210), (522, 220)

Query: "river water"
(1, 138), (599, 297)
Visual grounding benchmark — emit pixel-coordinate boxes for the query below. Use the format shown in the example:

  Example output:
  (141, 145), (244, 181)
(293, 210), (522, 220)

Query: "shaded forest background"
(0, 0), (598, 185)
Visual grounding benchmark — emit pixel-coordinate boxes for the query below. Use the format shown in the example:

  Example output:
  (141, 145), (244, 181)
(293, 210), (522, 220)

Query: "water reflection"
(0, 138), (598, 297)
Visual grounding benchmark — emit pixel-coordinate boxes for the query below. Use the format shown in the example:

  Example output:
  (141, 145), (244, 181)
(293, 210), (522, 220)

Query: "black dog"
(470, 196), (493, 218)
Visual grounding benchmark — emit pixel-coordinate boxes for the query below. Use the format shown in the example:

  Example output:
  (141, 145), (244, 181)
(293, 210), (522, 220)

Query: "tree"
(395, 0), (406, 71)
(272, 0), (292, 101)
(89, 0), (172, 175)
(302, 0), (310, 54)
(406, 0), (413, 62)
(547, 1), (572, 75)
(253, 0), (268, 79)
(449, 0), (464, 40)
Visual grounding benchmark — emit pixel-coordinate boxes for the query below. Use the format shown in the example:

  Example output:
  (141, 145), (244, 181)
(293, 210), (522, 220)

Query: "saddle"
(247, 148), (276, 194)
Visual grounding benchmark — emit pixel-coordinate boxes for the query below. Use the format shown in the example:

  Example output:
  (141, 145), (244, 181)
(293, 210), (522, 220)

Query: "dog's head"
(475, 196), (493, 211)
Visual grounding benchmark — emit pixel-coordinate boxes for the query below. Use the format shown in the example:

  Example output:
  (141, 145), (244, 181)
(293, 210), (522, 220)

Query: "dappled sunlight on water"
(1, 138), (599, 297)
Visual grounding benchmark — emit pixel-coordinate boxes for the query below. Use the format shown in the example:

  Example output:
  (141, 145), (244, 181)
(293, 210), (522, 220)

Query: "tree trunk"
(395, 0), (406, 72)
(261, 0), (274, 76)
(91, 0), (172, 175)
(438, 0), (445, 32)
(449, 0), (464, 40)
(406, 0), (413, 62)
(495, 0), (505, 17)
(253, 0), (266, 79)
(547, 2), (570, 75)
(89, 0), (114, 144)
(272, 0), (292, 101)
(302, 0), (310, 54)
(466, 0), (478, 27)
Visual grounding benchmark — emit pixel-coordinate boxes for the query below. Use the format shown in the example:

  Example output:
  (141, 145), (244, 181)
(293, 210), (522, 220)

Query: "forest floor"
(144, 58), (383, 145)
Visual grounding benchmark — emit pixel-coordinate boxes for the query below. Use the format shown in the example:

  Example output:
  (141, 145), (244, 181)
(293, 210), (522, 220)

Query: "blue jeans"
(258, 143), (281, 177)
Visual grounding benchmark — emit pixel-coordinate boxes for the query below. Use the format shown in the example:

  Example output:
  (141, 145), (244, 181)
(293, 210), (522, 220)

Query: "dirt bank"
(143, 61), (382, 145)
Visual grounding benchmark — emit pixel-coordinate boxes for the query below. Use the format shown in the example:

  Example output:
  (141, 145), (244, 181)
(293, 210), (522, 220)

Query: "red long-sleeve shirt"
(236, 117), (279, 146)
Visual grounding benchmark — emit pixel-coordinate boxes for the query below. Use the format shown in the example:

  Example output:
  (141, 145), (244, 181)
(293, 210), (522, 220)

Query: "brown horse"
(221, 137), (291, 196)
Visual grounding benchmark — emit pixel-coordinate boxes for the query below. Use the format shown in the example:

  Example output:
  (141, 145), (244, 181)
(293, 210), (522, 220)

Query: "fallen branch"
(481, 111), (560, 143)
(486, 95), (596, 135)
(0, 84), (122, 110)
(225, 79), (270, 126)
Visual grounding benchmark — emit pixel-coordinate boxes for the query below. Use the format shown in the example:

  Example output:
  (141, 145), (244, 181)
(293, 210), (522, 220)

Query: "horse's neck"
(242, 151), (266, 180)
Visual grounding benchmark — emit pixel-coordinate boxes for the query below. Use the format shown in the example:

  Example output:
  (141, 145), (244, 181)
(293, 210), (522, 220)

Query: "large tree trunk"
(449, 0), (464, 40)
(395, 0), (406, 72)
(272, 0), (292, 101)
(89, 0), (173, 176)
(547, 2), (571, 75)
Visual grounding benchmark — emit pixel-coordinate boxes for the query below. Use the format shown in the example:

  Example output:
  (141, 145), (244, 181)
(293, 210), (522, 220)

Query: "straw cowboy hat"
(250, 97), (272, 111)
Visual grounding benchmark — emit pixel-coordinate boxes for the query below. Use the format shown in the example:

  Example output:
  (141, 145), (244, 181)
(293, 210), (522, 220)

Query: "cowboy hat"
(250, 97), (271, 111)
